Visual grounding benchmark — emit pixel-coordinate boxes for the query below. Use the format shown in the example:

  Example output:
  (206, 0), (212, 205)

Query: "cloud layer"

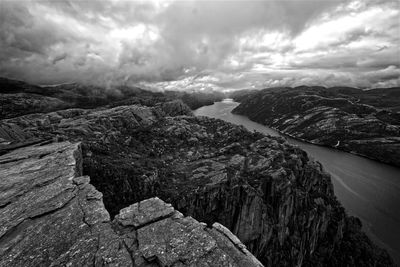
(0, 0), (399, 90)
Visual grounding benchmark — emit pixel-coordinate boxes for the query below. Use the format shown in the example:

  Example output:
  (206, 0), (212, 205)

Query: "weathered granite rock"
(0, 141), (119, 266)
(0, 99), (193, 145)
(0, 92), (71, 119)
(116, 197), (175, 228)
(0, 141), (263, 267)
(156, 100), (193, 117)
(114, 197), (263, 267)
(0, 101), (394, 266)
(0, 104), (163, 146)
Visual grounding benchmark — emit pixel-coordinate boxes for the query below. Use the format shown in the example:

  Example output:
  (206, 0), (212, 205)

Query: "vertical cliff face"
(170, 136), (391, 266)
(0, 141), (264, 267)
(0, 102), (394, 266)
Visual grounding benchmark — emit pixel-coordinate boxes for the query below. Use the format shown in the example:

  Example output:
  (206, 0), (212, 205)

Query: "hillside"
(232, 86), (400, 167)
(0, 77), (222, 119)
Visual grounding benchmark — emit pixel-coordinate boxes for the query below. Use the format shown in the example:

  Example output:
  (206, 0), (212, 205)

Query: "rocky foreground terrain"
(0, 141), (262, 266)
(232, 86), (400, 167)
(0, 92), (394, 266)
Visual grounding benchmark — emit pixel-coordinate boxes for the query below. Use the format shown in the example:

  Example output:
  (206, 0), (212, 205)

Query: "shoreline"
(196, 100), (400, 265)
(269, 125), (400, 169)
(230, 108), (400, 169)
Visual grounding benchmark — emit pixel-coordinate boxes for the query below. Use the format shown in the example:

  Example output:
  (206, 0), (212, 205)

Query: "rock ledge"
(0, 141), (263, 267)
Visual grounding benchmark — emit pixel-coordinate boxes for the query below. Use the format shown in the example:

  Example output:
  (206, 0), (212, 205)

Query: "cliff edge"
(0, 141), (262, 267)
(0, 100), (394, 266)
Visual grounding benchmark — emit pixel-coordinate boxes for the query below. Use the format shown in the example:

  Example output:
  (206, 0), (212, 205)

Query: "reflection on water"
(194, 100), (400, 265)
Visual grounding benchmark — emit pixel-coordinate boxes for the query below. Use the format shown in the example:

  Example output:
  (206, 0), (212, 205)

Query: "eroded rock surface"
(0, 100), (394, 266)
(114, 198), (263, 267)
(0, 141), (263, 267)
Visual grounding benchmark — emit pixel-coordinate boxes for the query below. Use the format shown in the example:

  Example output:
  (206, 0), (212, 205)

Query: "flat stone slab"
(114, 197), (263, 267)
(115, 197), (175, 228)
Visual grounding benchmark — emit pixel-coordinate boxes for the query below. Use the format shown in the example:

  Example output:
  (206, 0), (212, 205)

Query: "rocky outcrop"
(0, 101), (189, 143)
(155, 100), (193, 116)
(0, 101), (394, 266)
(0, 141), (112, 266)
(0, 93), (71, 119)
(115, 197), (263, 267)
(0, 141), (263, 267)
(232, 86), (400, 167)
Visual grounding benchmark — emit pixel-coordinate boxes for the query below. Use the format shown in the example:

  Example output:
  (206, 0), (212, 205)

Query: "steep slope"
(0, 101), (393, 266)
(0, 141), (262, 266)
(232, 87), (400, 167)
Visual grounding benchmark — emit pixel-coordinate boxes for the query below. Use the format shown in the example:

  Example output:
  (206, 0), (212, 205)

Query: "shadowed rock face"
(232, 87), (400, 167)
(0, 101), (394, 266)
(0, 141), (263, 267)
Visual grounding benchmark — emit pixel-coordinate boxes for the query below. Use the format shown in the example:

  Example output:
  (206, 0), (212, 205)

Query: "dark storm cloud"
(0, 0), (398, 89)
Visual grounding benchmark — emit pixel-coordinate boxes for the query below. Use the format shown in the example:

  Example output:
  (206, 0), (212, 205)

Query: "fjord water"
(194, 99), (400, 265)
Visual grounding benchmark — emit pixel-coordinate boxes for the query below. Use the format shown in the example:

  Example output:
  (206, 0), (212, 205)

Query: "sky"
(0, 0), (399, 91)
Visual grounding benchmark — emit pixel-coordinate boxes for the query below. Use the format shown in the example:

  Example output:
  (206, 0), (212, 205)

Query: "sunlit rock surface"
(0, 141), (263, 267)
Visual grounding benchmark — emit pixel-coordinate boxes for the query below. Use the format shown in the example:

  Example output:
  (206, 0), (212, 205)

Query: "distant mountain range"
(0, 77), (225, 119)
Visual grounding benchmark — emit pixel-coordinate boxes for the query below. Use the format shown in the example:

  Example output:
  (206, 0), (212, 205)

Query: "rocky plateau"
(0, 79), (395, 266)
